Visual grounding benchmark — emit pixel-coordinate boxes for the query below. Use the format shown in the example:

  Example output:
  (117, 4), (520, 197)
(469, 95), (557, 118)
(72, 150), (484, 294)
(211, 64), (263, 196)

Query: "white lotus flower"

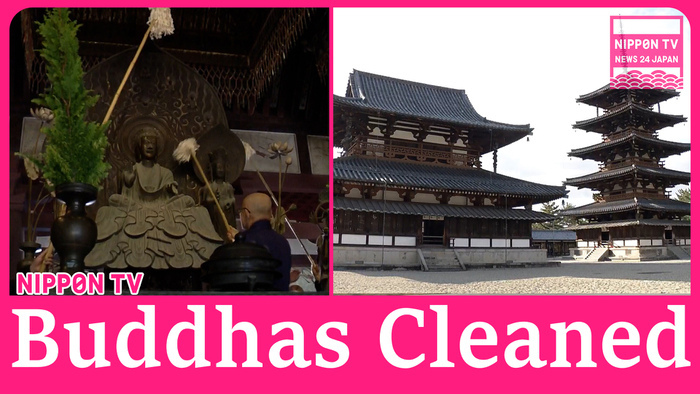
(23, 157), (40, 180)
(30, 107), (54, 123)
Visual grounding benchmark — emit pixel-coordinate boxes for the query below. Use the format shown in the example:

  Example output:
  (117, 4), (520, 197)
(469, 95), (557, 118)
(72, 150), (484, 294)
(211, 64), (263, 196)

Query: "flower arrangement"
(267, 141), (296, 234)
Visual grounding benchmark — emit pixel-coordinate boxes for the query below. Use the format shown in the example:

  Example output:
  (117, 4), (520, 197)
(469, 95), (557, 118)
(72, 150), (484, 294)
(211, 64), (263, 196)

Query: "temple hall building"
(561, 86), (690, 261)
(10, 8), (330, 291)
(333, 71), (567, 269)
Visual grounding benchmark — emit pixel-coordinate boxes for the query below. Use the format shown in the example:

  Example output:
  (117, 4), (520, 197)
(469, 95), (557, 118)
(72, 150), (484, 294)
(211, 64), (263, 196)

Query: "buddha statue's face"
(140, 136), (158, 160)
(210, 150), (227, 180)
(214, 159), (226, 179)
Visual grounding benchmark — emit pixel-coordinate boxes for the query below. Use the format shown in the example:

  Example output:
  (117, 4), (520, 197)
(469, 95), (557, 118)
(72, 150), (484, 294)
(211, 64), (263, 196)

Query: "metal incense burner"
(202, 233), (281, 291)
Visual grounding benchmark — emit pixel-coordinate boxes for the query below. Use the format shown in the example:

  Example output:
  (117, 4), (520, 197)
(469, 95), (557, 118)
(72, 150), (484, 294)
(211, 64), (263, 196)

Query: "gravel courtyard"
(332, 260), (691, 295)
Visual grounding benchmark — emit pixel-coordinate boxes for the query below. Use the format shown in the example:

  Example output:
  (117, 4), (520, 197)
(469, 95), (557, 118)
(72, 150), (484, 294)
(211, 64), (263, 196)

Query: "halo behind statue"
(196, 124), (246, 184)
(122, 116), (175, 169)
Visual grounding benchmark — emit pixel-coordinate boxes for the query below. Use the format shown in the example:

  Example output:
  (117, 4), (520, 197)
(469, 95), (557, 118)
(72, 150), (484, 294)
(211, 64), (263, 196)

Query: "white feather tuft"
(242, 141), (256, 162)
(148, 8), (175, 40)
(173, 138), (199, 163)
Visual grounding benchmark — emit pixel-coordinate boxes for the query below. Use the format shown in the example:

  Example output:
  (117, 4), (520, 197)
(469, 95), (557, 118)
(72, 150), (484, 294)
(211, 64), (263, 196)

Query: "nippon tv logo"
(610, 16), (683, 89)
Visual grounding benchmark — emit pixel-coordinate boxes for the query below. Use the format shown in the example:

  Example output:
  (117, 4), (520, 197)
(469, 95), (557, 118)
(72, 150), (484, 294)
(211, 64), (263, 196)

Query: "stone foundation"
(333, 246), (548, 269)
(333, 247), (420, 269)
(570, 246), (689, 261)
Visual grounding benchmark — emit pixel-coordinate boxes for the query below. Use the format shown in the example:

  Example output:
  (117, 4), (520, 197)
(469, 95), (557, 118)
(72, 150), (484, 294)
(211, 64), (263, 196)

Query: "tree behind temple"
(674, 187), (690, 221)
(533, 201), (583, 229)
(533, 201), (561, 230)
(675, 188), (690, 203)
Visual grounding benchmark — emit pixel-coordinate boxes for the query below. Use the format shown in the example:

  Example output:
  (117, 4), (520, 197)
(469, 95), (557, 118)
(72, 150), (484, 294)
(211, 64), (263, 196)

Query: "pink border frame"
(1, 3), (697, 393)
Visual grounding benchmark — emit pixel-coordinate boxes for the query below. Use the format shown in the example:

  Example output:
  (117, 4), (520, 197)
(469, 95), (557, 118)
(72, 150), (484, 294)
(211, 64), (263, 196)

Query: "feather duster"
(173, 138), (199, 163)
(148, 8), (175, 40)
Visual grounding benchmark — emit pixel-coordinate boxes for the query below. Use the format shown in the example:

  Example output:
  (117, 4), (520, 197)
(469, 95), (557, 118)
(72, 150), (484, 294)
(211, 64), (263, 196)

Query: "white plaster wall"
(452, 238), (469, 247)
(345, 188), (362, 199)
(413, 193), (439, 204)
(512, 239), (530, 248)
(471, 238), (490, 247)
(372, 190), (403, 202)
(341, 234), (367, 245)
(392, 130), (414, 141)
(394, 236), (416, 246)
(492, 238), (509, 248)
(424, 134), (445, 145)
(448, 195), (467, 205)
(368, 235), (393, 246)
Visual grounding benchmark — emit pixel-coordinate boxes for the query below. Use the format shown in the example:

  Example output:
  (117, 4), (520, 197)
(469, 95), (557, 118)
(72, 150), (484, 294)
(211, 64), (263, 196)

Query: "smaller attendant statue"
(201, 148), (237, 240)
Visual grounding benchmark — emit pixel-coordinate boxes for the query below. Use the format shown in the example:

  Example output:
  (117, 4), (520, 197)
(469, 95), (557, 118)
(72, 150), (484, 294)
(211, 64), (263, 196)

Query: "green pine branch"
(32, 8), (109, 188)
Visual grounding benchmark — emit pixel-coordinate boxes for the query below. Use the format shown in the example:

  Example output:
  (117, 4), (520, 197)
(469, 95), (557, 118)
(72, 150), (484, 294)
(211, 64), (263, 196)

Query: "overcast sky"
(332, 8), (690, 209)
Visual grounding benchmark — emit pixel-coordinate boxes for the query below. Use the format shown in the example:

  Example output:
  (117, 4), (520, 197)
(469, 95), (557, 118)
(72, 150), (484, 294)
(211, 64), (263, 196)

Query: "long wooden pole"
(255, 170), (317, 280)
(101, 25), (152, 125)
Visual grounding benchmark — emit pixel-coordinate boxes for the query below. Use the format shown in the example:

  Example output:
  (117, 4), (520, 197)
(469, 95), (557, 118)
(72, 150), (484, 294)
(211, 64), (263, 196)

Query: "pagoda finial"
(493, 144), (498, 173)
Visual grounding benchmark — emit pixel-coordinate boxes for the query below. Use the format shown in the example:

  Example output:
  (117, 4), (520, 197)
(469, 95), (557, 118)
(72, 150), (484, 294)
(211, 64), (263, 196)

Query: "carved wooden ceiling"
(19, 8), (329, 120)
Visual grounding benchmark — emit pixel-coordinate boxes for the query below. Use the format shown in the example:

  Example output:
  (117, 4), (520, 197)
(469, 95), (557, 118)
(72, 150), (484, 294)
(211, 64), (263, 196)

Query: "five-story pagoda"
(561, 86), (690, 261)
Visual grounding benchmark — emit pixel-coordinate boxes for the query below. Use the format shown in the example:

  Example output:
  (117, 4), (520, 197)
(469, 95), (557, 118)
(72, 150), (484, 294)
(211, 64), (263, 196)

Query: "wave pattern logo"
(610, 16), (683, 89)
(610, 70), (683, 89)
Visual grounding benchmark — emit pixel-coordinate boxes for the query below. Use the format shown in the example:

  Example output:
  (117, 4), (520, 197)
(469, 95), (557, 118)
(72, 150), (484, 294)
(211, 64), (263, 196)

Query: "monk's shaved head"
(240, 192), (272, 229)
(243, 193), (272, 218)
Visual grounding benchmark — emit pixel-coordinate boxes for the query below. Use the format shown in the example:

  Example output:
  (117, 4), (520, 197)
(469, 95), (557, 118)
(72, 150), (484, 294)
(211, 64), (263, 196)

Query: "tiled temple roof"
(334, 156), (567, 202)
(576, 85), (679, 109)
(559, 198), (690, 217)
(565, 164), (690, 187)
(334, 197), (554, 221)
(335, 70), (533, 133)
(573, 102), (686, 133)
(568, 133), (690, 159)
(567, 218), (689, 230)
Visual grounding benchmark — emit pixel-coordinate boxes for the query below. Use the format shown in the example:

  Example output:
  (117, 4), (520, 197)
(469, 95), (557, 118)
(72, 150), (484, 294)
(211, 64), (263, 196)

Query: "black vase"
(51, 183), (98, 275)
(18, 241), (41, 273)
